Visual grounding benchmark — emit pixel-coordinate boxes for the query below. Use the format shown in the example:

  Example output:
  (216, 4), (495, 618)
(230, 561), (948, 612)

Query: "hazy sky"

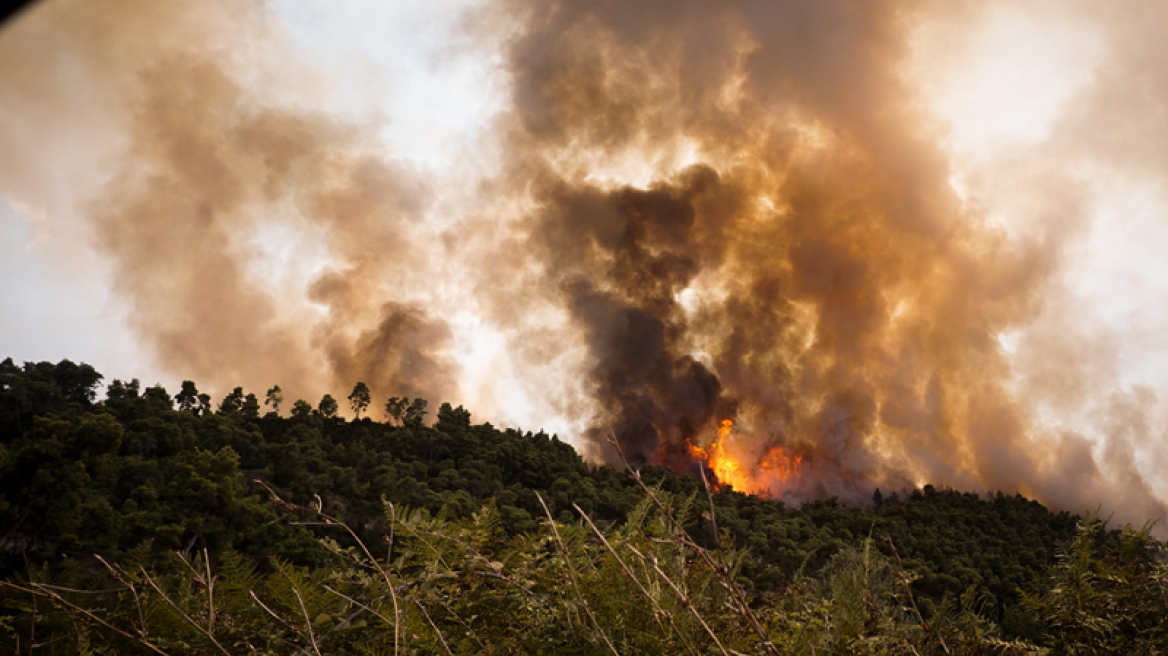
(1, 0), (505, 388)
(2, 0), (1167, 524)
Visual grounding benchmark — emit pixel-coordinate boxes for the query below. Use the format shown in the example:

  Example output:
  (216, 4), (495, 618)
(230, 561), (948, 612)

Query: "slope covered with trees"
(1, 358), (1164, 653)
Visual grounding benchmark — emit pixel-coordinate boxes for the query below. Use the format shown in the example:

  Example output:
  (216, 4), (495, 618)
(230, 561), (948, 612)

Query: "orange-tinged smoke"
(3, 0), (1168, 530)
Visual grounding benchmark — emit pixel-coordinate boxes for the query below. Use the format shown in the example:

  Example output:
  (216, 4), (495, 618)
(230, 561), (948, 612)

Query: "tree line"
(1, 358), (1164, 653)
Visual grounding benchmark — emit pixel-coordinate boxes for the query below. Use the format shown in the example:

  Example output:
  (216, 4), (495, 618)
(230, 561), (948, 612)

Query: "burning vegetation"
(684, 419), (805, 496)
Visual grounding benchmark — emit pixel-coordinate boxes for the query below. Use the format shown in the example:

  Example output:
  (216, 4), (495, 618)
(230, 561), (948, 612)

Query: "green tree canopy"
(318, 394), (338, 418)
(219, 386), (244, 414)
(348, 381), (371, 419)
(175, 380), (200, 413)
(242, 393), (260, 419)
(403, 397), (428, 428)
(265, 385), (283, 413)
(385, 396), (408, 424)
(291, 399), (312, 419)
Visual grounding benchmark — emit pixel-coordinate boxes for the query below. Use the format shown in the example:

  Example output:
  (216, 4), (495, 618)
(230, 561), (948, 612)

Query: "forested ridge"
(1, 358), (1165, 654)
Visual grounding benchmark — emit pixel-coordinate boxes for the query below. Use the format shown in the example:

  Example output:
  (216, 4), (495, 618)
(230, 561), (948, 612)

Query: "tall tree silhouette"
(348, 382), (371, 419)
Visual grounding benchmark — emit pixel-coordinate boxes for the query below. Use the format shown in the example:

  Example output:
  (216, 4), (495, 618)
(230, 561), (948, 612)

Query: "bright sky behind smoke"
(2, 0), (1167, 527)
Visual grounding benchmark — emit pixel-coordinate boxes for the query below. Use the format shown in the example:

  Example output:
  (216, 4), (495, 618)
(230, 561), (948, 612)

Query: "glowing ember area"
(759, 446), (804, 483)
(686, 420), (804, 495)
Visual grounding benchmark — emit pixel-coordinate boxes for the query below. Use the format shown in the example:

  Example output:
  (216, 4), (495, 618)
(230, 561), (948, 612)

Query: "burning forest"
(681, 420), (805, 497)
(3, 0), (1168, 528)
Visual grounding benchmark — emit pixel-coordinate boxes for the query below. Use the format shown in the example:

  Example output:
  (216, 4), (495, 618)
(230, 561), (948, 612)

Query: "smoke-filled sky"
(3, 0), (1168, 527)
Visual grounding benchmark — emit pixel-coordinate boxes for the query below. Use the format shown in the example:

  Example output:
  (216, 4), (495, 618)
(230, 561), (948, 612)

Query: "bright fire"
(686, 419), (804, 495)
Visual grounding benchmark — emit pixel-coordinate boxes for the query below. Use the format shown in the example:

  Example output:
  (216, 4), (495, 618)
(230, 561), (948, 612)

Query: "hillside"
(1, 358), (1165, 654)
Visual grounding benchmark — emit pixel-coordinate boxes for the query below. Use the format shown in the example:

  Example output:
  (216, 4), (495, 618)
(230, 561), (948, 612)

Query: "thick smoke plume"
(2, 0), (1167, 526)
(493, 0), (1054, 502)
(0, 0), (459, 407)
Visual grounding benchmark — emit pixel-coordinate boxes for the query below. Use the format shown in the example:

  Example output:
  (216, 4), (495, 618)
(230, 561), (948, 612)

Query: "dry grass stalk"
(607, 429), (780, 654)
(137, 564), (232, 655)
(414, 599), (455, 655)
(883, 536), (950, 655)
(0, 580), (173, 655)
(291, 587), (322, 656)
(536, 491), (622, 656)
(573, 502), (707, 656)
(256, 479), (401, 656)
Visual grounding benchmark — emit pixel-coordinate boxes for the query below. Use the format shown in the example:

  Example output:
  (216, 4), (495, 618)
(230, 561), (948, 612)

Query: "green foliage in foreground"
(1, 358), (1166, 652)
(3, 490), (1165, 655)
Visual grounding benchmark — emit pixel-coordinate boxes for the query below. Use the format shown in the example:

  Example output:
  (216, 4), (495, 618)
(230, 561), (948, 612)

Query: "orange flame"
(686, 419), (803, 495)
(686, 439), (709, 460)
(709, 419), (739, 484)
(759, 445), (804, 481)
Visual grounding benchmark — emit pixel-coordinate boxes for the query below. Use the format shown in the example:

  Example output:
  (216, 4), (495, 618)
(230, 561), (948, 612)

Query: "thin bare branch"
(204, 548), (216, 635)
(299, 604), (372, 655)
(138, 565), (232, 656)
(255, 479), (400, 656)
(250, 589), (303, 634)
(415, 600), (455, 655)
(321, 585), (393, 627)
(883, 536), (950, 655)
(292, 587), (322, 656)
(95, 554), (148, 633)
(0, 581), (171, 656)
(626, 542), (730, 655)
(537, 492), (621, 656)
(573, 502), (704, 656)
(607, 429), (780, 654)
(436, 595), (487, 652)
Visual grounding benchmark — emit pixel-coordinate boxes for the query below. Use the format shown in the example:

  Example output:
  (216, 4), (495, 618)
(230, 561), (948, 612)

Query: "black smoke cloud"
(529, 167), (728, 463)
